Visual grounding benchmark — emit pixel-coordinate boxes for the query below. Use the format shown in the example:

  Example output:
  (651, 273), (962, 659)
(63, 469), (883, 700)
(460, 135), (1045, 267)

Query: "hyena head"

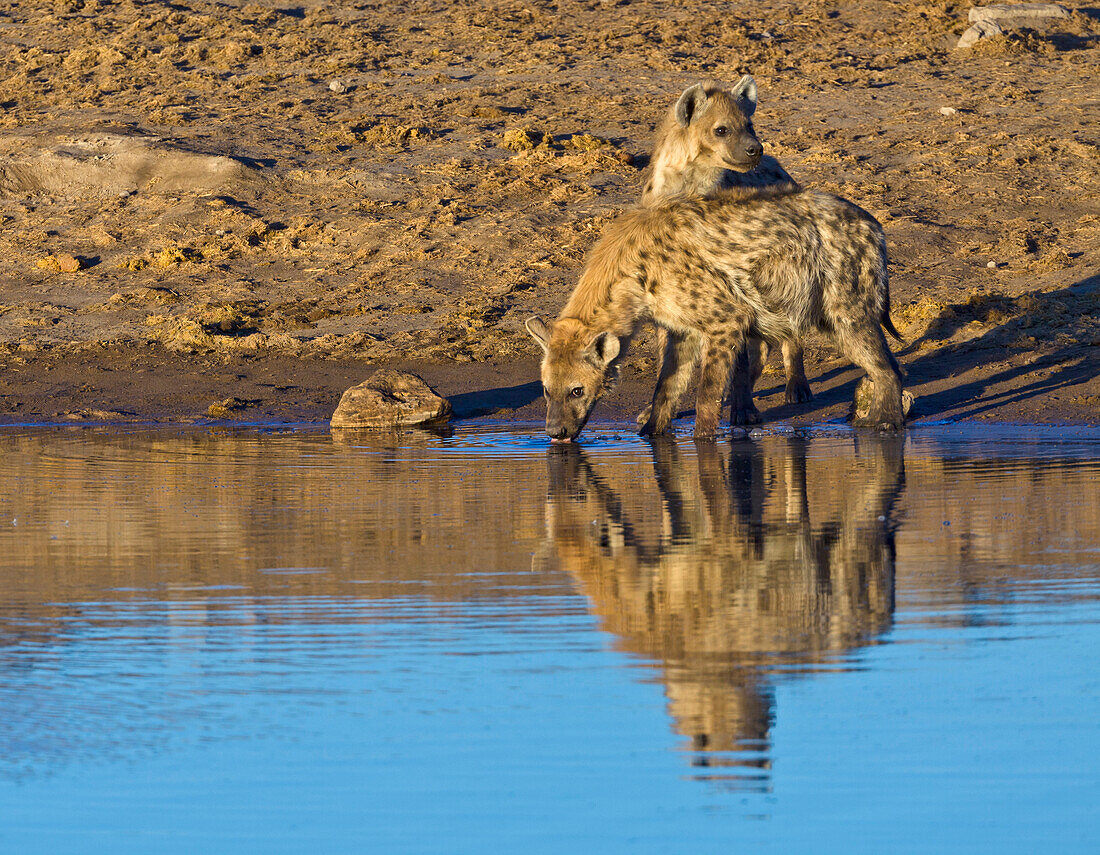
(526, 316), (621, 442)
(674, 75), (761, 172)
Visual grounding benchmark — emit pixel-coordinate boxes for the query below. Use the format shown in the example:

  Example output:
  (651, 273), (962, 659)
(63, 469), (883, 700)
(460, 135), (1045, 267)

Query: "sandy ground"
(0, 0), (1097, 427)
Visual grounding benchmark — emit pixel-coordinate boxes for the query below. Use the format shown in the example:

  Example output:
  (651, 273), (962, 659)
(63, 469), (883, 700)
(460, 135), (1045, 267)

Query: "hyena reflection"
(535, 436), (905, 784)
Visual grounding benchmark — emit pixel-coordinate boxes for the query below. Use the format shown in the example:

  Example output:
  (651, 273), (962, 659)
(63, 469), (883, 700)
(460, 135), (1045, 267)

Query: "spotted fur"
(640, 77), (815, 421)
(526, 188), (905, 441)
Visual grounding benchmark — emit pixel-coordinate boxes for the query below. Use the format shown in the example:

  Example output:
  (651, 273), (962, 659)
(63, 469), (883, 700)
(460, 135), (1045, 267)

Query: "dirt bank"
(0, 0), (1097, 427)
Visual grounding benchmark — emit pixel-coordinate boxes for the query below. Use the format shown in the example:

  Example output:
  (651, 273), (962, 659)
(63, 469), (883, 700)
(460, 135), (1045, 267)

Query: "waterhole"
(0, 425), (1097, 853)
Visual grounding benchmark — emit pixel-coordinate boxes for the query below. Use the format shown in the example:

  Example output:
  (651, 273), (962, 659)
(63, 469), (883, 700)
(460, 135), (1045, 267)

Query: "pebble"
(939, 106), (957, 116)
(328, 79), (347, 93)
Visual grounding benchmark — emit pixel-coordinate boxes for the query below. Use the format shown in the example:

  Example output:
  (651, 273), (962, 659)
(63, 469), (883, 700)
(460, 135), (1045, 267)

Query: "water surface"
(0, 425), (1097, 853)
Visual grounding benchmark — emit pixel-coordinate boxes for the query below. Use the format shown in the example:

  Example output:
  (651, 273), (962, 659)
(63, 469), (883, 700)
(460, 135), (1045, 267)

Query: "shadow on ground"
(450, 380), (543, 418)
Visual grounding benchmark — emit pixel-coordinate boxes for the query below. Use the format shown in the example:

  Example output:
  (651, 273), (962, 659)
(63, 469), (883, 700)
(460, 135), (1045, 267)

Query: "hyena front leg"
(729, 338), (767, 426)
(782, 340), (813, 404)
(640, 329), (705, 436)
(694, 343), (735, 439)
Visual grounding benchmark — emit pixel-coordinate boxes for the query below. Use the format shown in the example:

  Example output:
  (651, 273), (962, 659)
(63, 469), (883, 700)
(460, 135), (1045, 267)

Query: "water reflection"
(538, 435), (906, 788)
(0, 427), (1098, 852)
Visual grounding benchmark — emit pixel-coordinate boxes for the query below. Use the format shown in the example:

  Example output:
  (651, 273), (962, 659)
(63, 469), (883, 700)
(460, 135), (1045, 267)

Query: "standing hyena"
(525, 188), (905, 441)
(640, 76), (814, 424)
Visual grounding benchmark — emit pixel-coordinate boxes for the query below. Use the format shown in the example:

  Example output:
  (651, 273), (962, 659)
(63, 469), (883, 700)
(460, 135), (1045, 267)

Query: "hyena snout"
(545, 401), (585, 442)
(737, 133), (762, 166)
(546, 419), (570, 441)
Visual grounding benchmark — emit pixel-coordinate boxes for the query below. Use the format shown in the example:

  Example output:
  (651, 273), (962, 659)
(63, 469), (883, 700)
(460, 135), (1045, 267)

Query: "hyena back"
(640, 77), (814, 419)
(526, 188), (905, 441)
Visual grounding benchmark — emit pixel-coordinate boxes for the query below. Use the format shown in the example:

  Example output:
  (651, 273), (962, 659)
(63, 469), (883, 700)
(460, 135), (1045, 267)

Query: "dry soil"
(0, 0), (1097, 427)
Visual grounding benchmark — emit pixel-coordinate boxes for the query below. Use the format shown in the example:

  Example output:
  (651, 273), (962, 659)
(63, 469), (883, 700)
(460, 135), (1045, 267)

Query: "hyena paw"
(639, 418), (672, 437)
(853, 409), (906, 431)
(693, 417), (719, 440)
(785, 378), (813, 404)
(635, 404), (653, 427)
(730, 402), (763, 426)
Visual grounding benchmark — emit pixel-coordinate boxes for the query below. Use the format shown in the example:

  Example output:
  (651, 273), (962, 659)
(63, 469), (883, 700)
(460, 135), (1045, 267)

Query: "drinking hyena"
(526, 187), (905, 441)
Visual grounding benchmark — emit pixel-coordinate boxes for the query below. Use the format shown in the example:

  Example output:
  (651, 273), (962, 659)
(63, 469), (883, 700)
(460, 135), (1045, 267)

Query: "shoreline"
(2, 344), (1097, 429)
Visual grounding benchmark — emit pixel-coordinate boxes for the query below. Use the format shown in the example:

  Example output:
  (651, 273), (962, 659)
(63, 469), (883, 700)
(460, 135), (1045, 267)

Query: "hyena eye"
(714, 125), (729, 137)
(569, 386), (585, 398)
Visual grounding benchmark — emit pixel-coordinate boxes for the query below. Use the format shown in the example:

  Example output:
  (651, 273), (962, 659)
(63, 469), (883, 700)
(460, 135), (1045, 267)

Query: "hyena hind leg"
(782, 339), (813, 404)
(834, 322), (905, 430)
(640, 329), (705, 436)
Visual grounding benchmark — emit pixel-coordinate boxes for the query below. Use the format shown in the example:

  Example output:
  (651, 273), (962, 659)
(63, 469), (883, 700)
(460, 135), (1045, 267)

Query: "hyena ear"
(525, 316), (550, 352)
(587, 331), (621, 367)
(674, 83), (708, 127)
(730, 75), (758, 117)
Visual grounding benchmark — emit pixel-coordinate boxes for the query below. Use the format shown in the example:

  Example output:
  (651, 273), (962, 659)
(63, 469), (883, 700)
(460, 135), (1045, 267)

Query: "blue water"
(0, 426), (1097, 853)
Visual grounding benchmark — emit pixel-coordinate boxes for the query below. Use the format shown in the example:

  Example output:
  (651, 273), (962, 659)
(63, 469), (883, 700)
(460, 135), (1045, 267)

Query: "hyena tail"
(873, 236), (904, 342)
(882, 311), (903, 342)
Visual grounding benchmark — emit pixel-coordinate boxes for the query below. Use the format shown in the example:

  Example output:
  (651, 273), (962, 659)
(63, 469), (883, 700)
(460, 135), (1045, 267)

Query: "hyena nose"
(548, 424), (570, 440)
(742, 137), (762, 160)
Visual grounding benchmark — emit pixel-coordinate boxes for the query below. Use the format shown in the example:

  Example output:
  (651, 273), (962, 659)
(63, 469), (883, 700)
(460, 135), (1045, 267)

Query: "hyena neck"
(719, 156), (798, 191)
(558, 282), (646, 353)
(560, 210), (652, 337)
(644, 163), (724, 204)
(558, 300), (643, 343)
(642, 125), (721, 205)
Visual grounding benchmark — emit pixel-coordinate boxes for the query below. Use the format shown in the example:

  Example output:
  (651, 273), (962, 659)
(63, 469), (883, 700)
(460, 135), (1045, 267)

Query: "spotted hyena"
(526, 187), (905, 441)
(639, 77), (813, 424)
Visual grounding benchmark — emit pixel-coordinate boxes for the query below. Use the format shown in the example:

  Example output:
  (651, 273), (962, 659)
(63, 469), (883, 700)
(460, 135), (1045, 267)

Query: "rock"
(328, 79), (347, 93)
(0, 133), (261, 199)
(969, 3), (1069, 26)
(957, 18), (1004, 48)
(34, 253), (83, 272)
(852, 378), (916, 423)
(330, 369), (452, 429)
(939, 106), (958, 116)
(957, 3), (1070, 48)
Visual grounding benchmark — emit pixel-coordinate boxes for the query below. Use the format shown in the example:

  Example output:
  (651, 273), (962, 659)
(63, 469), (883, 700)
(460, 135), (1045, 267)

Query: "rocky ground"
(0, 0), (1097, 427)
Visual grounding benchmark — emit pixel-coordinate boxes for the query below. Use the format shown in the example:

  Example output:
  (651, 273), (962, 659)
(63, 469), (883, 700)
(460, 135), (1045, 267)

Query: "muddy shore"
(1, 0), (1097, 428)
